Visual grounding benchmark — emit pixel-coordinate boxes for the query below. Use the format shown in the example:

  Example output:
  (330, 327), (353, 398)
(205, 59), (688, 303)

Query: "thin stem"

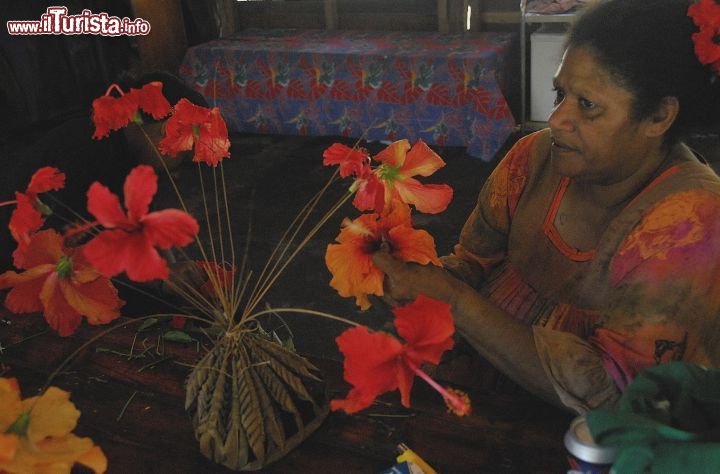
(105, 83), (124, 96)
(116, 390), (138, 422)
(138, 126), (188, 215)
(0, 200), (17, 207)
(244, 191), (352, 318)
(247, 307), (359, 328)
(137, 125), (216, 283)
(219, 162), (237, 316)
(213, 167), (226, 267)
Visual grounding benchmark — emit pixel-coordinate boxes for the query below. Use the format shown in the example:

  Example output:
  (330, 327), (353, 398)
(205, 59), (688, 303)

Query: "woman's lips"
(551, 137), (576, 152)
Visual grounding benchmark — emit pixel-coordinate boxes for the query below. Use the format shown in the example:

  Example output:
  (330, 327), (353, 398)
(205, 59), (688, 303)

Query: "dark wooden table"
(1, 312), (574, 473)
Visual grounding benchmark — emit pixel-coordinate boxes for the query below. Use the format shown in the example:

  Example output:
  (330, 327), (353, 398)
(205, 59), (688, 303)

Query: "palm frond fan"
(185, 328), (328, 471)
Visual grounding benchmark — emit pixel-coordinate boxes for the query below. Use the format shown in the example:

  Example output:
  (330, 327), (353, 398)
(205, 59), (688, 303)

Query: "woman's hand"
(372, 249), (462, 307)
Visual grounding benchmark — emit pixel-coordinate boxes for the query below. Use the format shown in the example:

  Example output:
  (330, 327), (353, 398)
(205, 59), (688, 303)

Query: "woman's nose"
(548, 100), (573, 133)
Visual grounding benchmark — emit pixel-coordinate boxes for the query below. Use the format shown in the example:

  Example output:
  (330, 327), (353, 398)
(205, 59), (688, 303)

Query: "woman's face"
(548, 46), (656, 184)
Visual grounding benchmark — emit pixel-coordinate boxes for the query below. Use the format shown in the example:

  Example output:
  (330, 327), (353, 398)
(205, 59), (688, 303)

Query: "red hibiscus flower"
(332, 294), (470, 416)
(325, 201), (441, 310)
(688, 0), (720, 72)
(158, 98), (231, 167)
(692, 26), (720, 73)
(197, 260), (236, 298)
(349, 161), (386, 213)
(688, 0), (720, 29)
(3, 167), (65, 268)
(0, 230), (124, 336)
(83, 165), (199, 282)
(371, 139), (453, 215)
(322, 143), (369, 178)
(91, 82), (172, 139)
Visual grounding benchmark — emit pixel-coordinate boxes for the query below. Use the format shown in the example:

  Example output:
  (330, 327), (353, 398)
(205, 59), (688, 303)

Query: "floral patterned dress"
(443, 129), (720, 413)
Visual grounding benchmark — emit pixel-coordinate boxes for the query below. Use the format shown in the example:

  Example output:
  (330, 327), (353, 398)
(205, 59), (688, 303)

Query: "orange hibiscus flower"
(158, 98), (231, 167)
(371, 139), (453, 214)
(0, 377), (107, 473)
(325, 201), (441, 310)
(83, 165), (199, 282)
(332, 295), (470, 416)
(0, 229), (124, 337)
(321, 140), (453, 215)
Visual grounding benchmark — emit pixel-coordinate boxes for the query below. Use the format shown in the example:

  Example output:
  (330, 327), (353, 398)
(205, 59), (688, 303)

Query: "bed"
(179, 28), (517, 161)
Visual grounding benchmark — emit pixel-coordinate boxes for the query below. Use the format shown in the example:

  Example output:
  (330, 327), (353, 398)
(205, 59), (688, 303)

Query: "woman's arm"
(372, 251), (567, 409)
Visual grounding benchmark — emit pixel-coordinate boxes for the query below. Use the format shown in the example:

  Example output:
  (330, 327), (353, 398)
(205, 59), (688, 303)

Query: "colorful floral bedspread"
(179, 29), (517, 161)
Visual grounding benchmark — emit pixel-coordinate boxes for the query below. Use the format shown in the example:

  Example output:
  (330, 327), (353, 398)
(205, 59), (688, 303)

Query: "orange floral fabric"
(447, 130), (720, 411)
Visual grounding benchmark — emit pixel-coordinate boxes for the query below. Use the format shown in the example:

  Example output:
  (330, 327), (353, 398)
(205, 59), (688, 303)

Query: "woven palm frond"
(185, 330), (329, 471)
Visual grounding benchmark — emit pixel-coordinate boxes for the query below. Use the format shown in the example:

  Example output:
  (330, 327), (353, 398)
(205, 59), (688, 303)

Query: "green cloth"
(586, 362), (720, 473)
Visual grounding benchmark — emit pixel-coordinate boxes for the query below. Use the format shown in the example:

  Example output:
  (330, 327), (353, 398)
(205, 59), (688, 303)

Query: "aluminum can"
(564, 415), (617, 474)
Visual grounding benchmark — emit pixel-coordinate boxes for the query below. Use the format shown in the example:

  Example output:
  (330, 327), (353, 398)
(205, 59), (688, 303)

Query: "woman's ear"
(645, 96), (679, 138)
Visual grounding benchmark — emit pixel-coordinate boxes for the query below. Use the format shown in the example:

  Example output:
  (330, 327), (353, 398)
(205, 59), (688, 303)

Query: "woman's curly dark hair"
(566, 0), (720, 143)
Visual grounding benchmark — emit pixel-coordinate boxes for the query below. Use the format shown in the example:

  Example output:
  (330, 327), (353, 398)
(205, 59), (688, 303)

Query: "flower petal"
(0, 433), (19, 464)
(87, 182), (128, 228)
(400, 139), (446, 178)
(323, 143), (368, 178)
(21, 229), (65, 269)
(136, 81), (172, 120)
(388, 225), (442, 266)
(394, 178), (453, 214)
(158, 98), (208, 157)
(0, 265), (54, 314)
(9, 193), (44, 238)
(91, 93), (137, 139)
(396, 360), (417, 408)
(76, 445), (108, 473)
(325, 241), (384, 310)
(123, 165), (157, 223)
(352, 174), (386, 213)
(40, 273), (83, 337)
(141, 209), (199, 248)
(23, 386), (80, 443)
(325, 214), (385, 310)
(25, 167), (66, 196)
(0, 378), (22, 433)
(193, 108), (231, 167)
(60, 276), (123, 326)
(373, 139), (410, 167)
(84, 230), (169, 282)
(394, 295), (455, 364)
(331, 326), (403, 413)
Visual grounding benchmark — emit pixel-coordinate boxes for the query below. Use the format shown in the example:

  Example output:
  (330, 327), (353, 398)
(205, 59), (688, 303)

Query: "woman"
(374, 0), (720, 413)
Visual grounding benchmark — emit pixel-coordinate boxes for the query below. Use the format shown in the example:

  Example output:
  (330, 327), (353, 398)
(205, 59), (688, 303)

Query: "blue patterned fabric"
(179, 29), (517, 161)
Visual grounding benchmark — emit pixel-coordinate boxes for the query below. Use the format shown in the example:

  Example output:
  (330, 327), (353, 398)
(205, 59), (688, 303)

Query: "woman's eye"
(579, 97), (596, 109)
(553, 88), (564, 105)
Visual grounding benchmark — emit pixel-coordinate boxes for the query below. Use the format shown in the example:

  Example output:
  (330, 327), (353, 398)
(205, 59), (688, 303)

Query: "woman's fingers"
(372, 249), (403, 276)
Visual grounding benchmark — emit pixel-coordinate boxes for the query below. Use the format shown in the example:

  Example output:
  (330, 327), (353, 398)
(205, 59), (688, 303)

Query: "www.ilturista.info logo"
(7, 6), (151, 36)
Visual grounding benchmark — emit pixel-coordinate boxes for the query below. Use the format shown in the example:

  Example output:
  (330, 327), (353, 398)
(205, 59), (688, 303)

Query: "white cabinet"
(519, 1), (576, 130)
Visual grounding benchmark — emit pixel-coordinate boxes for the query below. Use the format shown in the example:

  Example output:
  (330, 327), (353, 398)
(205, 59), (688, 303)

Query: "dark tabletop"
(1, 310), (573, 474)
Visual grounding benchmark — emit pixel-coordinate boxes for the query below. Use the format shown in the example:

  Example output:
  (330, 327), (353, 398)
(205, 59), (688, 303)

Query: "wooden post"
(130, 0), (188, 74)
(438, 0), (449, 33)
(324, 0), (338, 30)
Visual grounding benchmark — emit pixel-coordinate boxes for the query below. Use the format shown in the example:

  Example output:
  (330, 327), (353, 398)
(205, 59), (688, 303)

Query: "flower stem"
(104, 83), (124, 97)
(248, 307), (359, 328)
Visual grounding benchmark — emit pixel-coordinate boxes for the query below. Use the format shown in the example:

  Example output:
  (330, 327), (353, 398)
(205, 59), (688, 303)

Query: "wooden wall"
(230, 0), (522, 34)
